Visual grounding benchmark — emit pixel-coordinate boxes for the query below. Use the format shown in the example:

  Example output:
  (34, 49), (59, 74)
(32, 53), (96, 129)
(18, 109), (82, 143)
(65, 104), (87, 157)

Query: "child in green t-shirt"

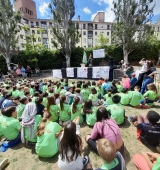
(142, 83), (160, 106)
(116, 81), (123, 93)
(83, 100), (97, 126)
(119, 88), (130, 105)
(42, 83), (48, 93)
(81, 84), (90, 101)
(32, 92), (39, 103)
(129, 86), (149, 109)
(89, 87), (102, 106)
(17, 97), (28, 119)
(12, 86), (20, 98)
(58, 95), (71, 126)
(107, 95), (125, 125)
(47, 96), (59, 122)
(60, 87), (67, 96)
(96, 138), (126, 170)
(71, 97), (83, 123)
(29, 85), (35, 96)
(42, 92), (48, 107)
(103, 89), (113, 106)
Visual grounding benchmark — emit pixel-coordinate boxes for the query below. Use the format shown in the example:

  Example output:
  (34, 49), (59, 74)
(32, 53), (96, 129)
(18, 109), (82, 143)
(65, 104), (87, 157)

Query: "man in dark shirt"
(130, 110), (160, 147)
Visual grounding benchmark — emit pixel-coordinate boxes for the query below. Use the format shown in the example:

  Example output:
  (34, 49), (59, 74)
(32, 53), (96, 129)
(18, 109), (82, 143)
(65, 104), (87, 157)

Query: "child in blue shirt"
(130, 73), (137, 87)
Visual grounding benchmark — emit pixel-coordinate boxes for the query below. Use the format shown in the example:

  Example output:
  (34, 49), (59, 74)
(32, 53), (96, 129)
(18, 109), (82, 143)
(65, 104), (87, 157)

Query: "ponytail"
(72, 97), (80, 114)
(108, 92), (111, 97)
(60, 95), (66, 111)
(36, 112), (52, 136)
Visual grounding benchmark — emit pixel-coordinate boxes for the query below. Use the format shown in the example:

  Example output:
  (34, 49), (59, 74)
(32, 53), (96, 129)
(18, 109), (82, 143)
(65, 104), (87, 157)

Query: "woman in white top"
(58, 122), (88, 170)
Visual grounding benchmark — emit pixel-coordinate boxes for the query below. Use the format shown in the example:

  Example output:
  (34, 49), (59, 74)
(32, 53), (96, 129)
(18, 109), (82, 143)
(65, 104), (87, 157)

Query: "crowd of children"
(0, 76), (160, 170)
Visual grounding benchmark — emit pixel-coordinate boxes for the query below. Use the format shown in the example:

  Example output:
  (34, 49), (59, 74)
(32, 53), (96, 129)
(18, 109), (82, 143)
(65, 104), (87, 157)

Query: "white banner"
(77, 67), (88, 78)
(93, 49), (105, 58)
(92, 67), (109, 79)
(66, 68), (74, 77)
(52, 69), (62, 78)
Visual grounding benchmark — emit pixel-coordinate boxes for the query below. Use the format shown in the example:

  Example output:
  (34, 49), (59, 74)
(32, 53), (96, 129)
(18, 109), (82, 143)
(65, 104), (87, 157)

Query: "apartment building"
(153, 18), (160, 40)
(17, 15), (112, 50)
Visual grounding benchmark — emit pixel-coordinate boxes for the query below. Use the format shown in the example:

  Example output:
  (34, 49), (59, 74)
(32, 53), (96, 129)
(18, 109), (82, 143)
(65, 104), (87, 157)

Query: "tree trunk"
(123, 49), (129, 63)
(6, 56), (11, 71)
(66, 55), (71, 67)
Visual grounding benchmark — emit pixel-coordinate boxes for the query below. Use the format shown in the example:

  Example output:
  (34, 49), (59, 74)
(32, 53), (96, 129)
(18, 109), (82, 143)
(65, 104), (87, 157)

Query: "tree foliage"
(112, 0), (155, 63)
(49, 0), (80, 67)
(96, 33), (109, 46)
(0, 0), (21, 69)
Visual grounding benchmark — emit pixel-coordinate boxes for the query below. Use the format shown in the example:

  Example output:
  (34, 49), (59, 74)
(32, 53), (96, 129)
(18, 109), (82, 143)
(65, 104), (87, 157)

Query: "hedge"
(0, 43), (159, 74)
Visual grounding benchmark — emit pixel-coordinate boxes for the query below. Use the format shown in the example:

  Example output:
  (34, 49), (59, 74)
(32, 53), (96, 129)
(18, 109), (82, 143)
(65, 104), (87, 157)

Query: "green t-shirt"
(116, 84), (123, 93)
(36, 121), (61, 157)
(24, 115), (42, 142)
(152, 157), (160, 170)
(58, 103), (71, 121)
(88, 93), (98, 102)
(19, 91), (24, 98)
(104, 94), (113, 105)
(30, 88), (34, 96)
(42, 85), (48, 93)
(81, 89), (90, 101)
(143, 90), (158, 101)
(42, 97), (47, 107)
(48, 92), (54, 96)
(0, 115), (4, 137)
(61, 82), (65, 87)
(32, 97), (38, 103)
(49, 105), (59, 122)
(96, 86), (103, 96)
(119, 93), (130, 105)
(129, 91), (144, 106)
(8, 89), (13, 94)
(101, 158), (119, 169)
(60, 89), (67, 96)
(16, 103), (25, 119)
(12, 90), (20, 98)
(55, 87), (61, 93)
(1, 116), (21, 140)
(71, 104), (83, 123)
(107, 104), (125, 125)
(86, 106), (97, 126)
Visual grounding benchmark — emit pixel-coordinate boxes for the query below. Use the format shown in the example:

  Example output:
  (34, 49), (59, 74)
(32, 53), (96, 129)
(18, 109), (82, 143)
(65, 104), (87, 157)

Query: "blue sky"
(13, 0), (160, 23)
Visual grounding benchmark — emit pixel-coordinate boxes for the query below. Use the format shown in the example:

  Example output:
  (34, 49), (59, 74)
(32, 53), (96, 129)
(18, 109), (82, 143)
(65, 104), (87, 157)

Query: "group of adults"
(120, 58), (157, 94)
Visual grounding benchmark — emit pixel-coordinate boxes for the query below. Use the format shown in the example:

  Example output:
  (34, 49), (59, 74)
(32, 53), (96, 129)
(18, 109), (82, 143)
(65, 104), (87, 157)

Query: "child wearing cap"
(129, 110), (160, 151)
(130, 73), (137, 87)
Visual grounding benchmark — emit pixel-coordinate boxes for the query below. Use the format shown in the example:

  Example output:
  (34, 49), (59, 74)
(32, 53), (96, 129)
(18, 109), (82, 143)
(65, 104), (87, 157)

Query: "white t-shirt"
(141, 63), (147, 72)
(58, 151), (83, 170)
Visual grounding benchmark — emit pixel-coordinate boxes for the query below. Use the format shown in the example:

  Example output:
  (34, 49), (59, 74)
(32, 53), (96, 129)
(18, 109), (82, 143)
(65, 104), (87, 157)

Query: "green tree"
(0, 0), (21, 70)
(96, 33), (109, 46)
(49, 0), (80, 67)
(112, 0), (155, 63)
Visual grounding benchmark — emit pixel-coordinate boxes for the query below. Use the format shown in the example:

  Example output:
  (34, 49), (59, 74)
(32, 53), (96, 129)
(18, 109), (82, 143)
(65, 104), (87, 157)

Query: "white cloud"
(39, 2), (49, 17)
(83, 7), (92, 14)
(154, 0), (160, 16)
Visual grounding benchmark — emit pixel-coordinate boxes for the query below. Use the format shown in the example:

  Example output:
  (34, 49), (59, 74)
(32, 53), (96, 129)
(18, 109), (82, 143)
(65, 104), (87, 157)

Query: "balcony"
(88, 26), (93, 30)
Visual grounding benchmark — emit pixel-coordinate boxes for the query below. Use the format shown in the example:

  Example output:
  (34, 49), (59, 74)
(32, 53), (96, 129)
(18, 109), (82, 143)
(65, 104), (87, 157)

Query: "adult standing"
(16, 68), (22, 77)
(21, 66), (26, 78)
(87, 54), (93, 67)
(140, 61), (156, 94)
(133, 58), (148, 89)
(26, 66), (31, 78)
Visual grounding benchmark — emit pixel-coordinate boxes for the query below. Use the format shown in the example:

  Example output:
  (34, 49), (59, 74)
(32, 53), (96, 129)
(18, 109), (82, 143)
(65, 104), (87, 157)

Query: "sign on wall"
(93, 49), (105, 58)
(77, 67), (88, 78)
(66, 68), (74, 77)
(92, 67), (109, 79)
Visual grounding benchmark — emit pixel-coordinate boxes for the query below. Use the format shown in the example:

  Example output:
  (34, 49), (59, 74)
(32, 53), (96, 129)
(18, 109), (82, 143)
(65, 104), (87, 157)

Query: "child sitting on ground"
(130, 73), (137, 87)
(116, 80), (123, 93)
(81, 84), (90, 101)
(96, 138), (126, 170)
(16, 97), (28, 119)
(142, 83), (160, 107)
(35, 97), (45, 117)
(122, 74), (130, 89)
(107, 95), (125, 125)
(130, 110), (160, 152)
(119, 88), (130, 105)
(88, 87), (102, 106)
(103, 89), (113, 106)
(129, 86), (149, 109)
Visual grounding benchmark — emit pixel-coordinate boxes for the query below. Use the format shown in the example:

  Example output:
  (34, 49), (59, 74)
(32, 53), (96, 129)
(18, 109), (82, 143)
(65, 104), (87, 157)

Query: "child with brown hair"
(88, 87), (102, 106)
(47, 96), (59, 122)
(96, 138), (126, 170)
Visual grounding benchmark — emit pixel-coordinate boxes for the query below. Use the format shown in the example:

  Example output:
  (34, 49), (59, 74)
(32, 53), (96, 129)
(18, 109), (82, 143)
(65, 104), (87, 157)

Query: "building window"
(83, 31), (86, 35)
(38, 37), (41, 42)
(95, 32), (97, 35)
(107, 32), (109, 36)
(95, 24), (97, 29)
(36, 22), (39, 26)
(49, 22), (52, 28)
(107, 25), (110, 30)
(37, 30), (40, 34)
(83, 38), (86, 43)
(84, 46), (86, 48)
(50, 30), (53, 34)
(32, 30), (35, 34)
(158, 27), (160, 32)
(25, 8), (27, 13)
(83, 24), (86, 29)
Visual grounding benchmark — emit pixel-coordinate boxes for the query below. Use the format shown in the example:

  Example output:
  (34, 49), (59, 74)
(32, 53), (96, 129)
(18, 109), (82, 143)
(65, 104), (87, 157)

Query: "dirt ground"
(0, 77), (160, 170)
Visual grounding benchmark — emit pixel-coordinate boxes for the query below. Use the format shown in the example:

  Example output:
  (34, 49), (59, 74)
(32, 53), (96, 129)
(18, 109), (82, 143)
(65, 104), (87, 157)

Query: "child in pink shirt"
(122, 74), (130, 88)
